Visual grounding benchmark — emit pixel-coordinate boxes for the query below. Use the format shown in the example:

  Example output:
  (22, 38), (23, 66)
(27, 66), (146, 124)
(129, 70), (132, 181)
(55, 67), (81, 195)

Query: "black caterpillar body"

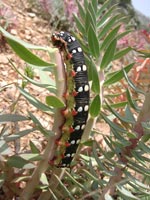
(51, 31), (89, 167)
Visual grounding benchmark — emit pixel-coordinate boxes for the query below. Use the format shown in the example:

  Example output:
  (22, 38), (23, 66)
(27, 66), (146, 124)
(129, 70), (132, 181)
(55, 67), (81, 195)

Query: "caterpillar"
(50, 31), (89, 167)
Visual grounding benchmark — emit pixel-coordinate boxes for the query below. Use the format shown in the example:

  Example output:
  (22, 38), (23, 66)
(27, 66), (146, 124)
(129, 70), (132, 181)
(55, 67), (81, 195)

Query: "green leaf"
(117, 29), (131, 41)
(65, 171), (88, 192)
(91, 0), (97, 13)
(28, 111), (53, 137)
(113, 47), (132, 60)
(9, 60), (56, 92)
(91, 62), (100, 93)
(20, 153), (42, 161)
(0, 140), (12, 155)
(92, 142), (114, 176)
(90, 95), (101, 117)
(96, 0), (110, 18)
(46, 95), (65, 108)
(101, 112), (127, 133)
(104, 63), (134, 86)
(30, 141), (40, 153)
(97, 4), (118, 28)
(88, 26), (100, 58)
(7, 155), (35, 169)
(0, 26), (49, 50)
(105, 101), (135, 124)
(126, 88), (139, 111)
(107, 101), (128, 109)
(74, 15), (85, 35)
(76, 1), (86, 21)
(117, 185), (139, 200)
(40, 173), (49, 186)
(7, 38), (52, 67)
(0, 114), (28, 124)
(100, 25), (120, 51)
(98, 14), (120, 39)
(123, 68), (145, 94)
(85, 3), (96, 31)
(4, 128), (36, 142)
(55, 174), (77, 199)
(100, 39), (117, 69)
(19, 87), (52, 112)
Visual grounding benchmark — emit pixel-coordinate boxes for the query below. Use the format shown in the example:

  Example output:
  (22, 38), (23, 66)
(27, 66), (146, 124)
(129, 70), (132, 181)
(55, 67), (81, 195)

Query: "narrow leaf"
(104, 63), (134, 86)
(0, 140), (12, 155)
(97, 4), (118, 29)
(46, 95), (65, 108)
(100, 25), (120, 51)
(0, 114), (28, 124)
(90, 95), (101, 117)
(117, 185), (139, 200)
(30, 141), (40, 153)
(19, 87), (52, 112)
(4, 128), (36, 142)
(113, 47), (132, 60)
(0, 26), (48, 50)
(123, 68), (145, 94)
(88, 26), (100, 58)
(91, 62), (100, 93)
(100, 39), (117, 69)
(7, 38), (51, 67)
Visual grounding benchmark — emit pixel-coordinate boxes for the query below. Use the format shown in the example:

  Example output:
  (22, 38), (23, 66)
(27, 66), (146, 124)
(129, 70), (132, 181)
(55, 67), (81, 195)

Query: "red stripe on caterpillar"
(50, 31), (89, 167)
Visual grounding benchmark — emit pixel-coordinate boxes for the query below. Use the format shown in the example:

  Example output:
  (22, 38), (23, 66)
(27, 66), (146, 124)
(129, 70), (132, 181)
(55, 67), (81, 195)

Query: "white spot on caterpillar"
(84, 105), (89, 112)
(81, 124), (85, 130)
(76, 66), (82, 72)
(71, 36), (76, 41)
(72, 49), (77, 54)
(77, 107), (83, 112)
(84, 84), (89, 92)
(66, 153), (71, 157)
(82, 65), (87, 71)
(76, 139), (81, 144)
(71, 140), (76, 144)
(75, 125), (80, 130)
(78, 86), (83, 92)
(68, 38), (72, 42)
(77, 47), (82, 52)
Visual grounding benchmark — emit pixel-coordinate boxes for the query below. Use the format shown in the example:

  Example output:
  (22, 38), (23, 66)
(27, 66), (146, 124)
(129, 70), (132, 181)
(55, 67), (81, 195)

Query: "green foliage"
(0, 0), (150, 199)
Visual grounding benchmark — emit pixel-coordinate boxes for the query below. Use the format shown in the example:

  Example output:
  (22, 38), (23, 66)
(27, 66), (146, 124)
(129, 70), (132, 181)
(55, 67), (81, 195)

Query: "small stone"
(10, 29), (17, 35)
(28, 12), (36, 18)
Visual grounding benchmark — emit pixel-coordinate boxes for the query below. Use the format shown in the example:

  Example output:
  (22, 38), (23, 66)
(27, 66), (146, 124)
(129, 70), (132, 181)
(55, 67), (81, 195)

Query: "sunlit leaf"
(90, 95), (101, 117)
(100, 25), (120, 51)
(100, 39), (117, 69)
(30, 141), (40, 153)
(88, 26), (100, 58)
(46, 95), (65, 108)
(7, 38), (52, 67)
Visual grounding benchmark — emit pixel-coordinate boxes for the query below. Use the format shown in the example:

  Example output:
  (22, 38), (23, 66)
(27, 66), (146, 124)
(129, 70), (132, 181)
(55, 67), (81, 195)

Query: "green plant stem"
(100, 92), (150, 199)
(20, 50), (66, 200)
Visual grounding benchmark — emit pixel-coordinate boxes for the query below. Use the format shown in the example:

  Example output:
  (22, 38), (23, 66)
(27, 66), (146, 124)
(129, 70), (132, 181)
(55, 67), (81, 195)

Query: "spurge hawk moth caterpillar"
(50, 31), (89, 167)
